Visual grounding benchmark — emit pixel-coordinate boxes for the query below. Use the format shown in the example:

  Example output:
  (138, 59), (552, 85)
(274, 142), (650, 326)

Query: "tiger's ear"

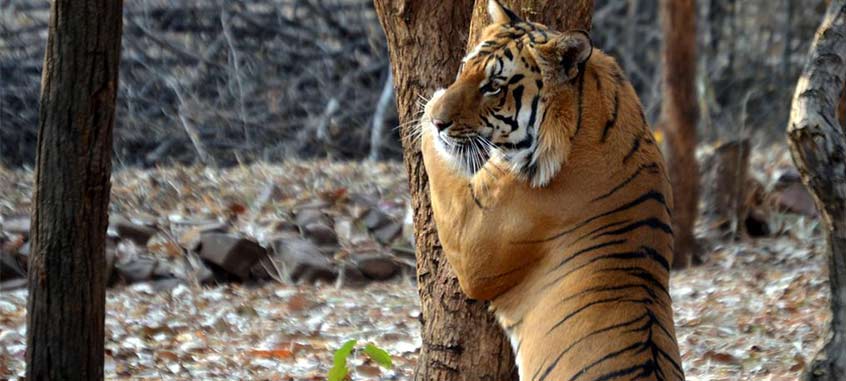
(531, 30), (593, 83)
(488, 0), (523, 24)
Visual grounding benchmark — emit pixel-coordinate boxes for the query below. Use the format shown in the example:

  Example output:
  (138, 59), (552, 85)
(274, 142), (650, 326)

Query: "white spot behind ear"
(531, 31), (594, 83)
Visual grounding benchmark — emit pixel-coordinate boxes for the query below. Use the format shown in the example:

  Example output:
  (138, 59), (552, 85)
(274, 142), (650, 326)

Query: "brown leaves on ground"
(0, 147), (832, 379)
(1, 283), (421, 379)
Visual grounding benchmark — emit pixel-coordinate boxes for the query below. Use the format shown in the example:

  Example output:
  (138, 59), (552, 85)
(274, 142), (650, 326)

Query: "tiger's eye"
(483, 82), (502, 96)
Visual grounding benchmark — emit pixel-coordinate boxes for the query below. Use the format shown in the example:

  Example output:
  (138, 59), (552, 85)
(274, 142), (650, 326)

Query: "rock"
(170, 218), (229, 234)
(348, 193), (378, 215)
(111, 217), (157, 246)
(203, 263), (243, 284)
(318, 246), (339, 257)
(197, 233), (267, 280)
(362, 208), (391, 230)
(334, 217), (371, 246)
(271, 220), (299, 234)
(0, 278), (27, 292)
(304, 223), (338, 246)
(273, 238), (337, 284)
(0, 250), (25, 280)
(337, 263), (369, 288)
(116, 256), (157, 283)
(187, 257), (216, 285)
(152, 259), (178, 279)
(334, 218), (354, 243)
(1, 216), (30, 238)
(248, 257), (272, 281)
(150, 278), (184, 292)
(295, 209), (330, 227)
(145, 278), (186, 292)
(196, 221), (229, 234)
(105, 242), (116, 286)
(355, 253), (401, 281)
(772, 178), (818, 217)
(373, 222), (402, 244)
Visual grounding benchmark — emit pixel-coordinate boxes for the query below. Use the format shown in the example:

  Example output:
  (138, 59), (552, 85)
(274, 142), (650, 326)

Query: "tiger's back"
(491, 55), (682, 379)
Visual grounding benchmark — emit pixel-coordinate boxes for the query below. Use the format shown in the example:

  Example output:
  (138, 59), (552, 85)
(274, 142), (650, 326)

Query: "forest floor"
(0, 145), (829, 380)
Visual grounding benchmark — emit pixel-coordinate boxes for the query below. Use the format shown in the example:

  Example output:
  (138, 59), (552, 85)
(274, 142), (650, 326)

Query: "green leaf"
(327, 340), (357, 381)
(363, 343), (393, 369)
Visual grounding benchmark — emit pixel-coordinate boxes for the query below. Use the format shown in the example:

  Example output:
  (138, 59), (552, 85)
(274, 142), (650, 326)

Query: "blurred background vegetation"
(0, 0), (828, 168)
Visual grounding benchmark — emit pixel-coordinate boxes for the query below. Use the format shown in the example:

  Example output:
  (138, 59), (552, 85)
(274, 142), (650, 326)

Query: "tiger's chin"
(430, 126), (564, 188)
(494, 145), (565, 189)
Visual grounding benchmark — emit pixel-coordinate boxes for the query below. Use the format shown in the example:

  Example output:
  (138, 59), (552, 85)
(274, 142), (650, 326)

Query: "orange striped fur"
(419, 1), (684, 380)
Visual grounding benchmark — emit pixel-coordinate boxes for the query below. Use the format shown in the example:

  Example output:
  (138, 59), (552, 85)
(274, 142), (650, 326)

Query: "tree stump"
(701, 139), (752, 237)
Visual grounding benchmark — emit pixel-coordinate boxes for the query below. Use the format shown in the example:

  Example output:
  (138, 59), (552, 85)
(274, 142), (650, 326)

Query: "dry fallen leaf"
(703, 350), (740, 364)
(248, 348), (295, 360)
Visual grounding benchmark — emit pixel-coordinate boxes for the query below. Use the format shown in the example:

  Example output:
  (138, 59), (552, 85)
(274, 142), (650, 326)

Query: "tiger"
(418, 1), (685, 380)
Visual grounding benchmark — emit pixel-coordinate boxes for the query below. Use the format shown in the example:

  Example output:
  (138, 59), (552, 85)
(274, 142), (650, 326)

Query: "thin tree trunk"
(374, 1), (593, 379)
(659, 0), (699, 269)
(787, 2), (846, 380)
(783, 0), (794, 86)
(26, 1), (123, 380)
(369, 70), (394, 161)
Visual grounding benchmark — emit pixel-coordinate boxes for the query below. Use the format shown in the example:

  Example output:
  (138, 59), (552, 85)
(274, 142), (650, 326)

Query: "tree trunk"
(374, 1), (593, 379)
(372, 3), (504, 380)
(659, 0), (700, 269)
(787, 2), (846, 380)
(26, 1), (123, 380)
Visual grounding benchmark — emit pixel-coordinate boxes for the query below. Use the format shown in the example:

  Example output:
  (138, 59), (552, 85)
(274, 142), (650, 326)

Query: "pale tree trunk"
(26, 0), (123, 379)
(374, 1), (593, 379)
(369, 70), (394, 161)
(787, 2), (846, 380)
(659, 0), (700, 269)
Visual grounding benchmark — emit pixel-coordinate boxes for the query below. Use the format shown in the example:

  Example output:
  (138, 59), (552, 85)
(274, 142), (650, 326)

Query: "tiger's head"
(425, 0), (593, 188)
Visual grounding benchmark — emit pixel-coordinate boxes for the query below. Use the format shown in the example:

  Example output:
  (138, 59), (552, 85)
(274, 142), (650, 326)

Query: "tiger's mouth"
(434, 128), (494, 176)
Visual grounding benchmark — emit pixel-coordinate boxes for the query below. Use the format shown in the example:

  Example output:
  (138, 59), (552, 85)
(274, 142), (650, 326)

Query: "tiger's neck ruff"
(420, 1), (684, 380)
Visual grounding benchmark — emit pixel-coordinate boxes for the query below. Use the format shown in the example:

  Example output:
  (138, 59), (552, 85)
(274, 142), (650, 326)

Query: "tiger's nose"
(432, 119), (453, 131)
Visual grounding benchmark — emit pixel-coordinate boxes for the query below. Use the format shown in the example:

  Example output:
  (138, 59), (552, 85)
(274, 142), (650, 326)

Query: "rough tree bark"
(659, 0), (700, 269)
(787, 2), (846, 380)
(26, 1), (124, 380)
(372, 4), (501, 380)
(373, 1), (593, 379)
